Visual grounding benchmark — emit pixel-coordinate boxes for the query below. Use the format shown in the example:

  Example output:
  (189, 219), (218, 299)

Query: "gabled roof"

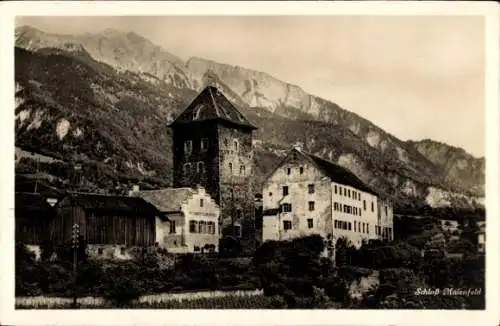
(268, 147), (378, 196)
(169, 86), (257, 130)
(15, 192), (56, 215)
(303, 150), (378, 196)
(135, 187), (197, 213)
(58, 193), (161, 216)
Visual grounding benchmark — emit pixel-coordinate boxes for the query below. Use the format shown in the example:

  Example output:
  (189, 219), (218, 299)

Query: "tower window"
(283, 186), (289, 196)
(183, 163), (192, 175)
(201, 138), (209, 151)
(197, 162), (205, 174)
(308, 184), (315, 194)
(308, 201), (315, 211)
(307, 218), (313, 229)
(184, 140), (192, 155)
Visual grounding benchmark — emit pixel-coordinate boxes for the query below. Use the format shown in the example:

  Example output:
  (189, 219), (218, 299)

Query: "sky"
(16, 16), (485, 157)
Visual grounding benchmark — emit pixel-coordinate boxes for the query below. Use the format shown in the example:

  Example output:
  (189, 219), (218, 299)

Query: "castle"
(168, 86), (259, 252)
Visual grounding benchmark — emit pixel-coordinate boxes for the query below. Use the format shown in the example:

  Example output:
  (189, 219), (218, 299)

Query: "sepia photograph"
(1, 1), (499, 326)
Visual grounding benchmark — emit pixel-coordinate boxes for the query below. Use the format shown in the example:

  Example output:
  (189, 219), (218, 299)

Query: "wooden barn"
(52, 193), (163, 247)
(15, 192), (56, 245)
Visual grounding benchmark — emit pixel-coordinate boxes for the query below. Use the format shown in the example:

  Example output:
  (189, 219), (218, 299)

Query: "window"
(233, 140), (239, 151)
(308, 201), (315, 211)
(344, 188), (347, 196)
(281, 203), (292, 213)
(189, 220), (197, 233)
(269, 192), (273, 197)
(348, 189), (351, 198)
(287, 168), (291, 175)
(307, 218), (313, 229)
(339, 186), (342, 195)
(120, 247), (126, 255)
(98, 248), (103, 255)
(334, 185), (338, 194)
(353, 192), (356, 200)
(198, 221), (206, 233)
(348, 222), (352, 231)
(169, 221), (176, 234)
(183, 163), (192, 175)
(354, 207), (357, 215)
(367, 223), (370, 235)
(201, 138), (209, 151)
(240, 165), (245, 176)
(283, 186), (289, 196)
(300, 167), (304, 174)
(200, 199), (204, 207)
(334, 220), (338, 228)
(234, 224), (242, 238)
(224, 138), (229, 147)
(354, 222), (357, 232)
(197, 162), (205, 174)
(371, 202), (374, 212)
(334, 203), (338, 211)
(283, 220), (292, 231)
(385, 206), (388, 216)
(229, 163), (233, 173)
(208, 222), (216, 234)
(362, 223), (365, 233)
(184, 140), (192, 154)
(308, 184), (315, 194)
(359, 208), (362, 216)
(343, 205), (347, 213)
(363, 200), (366, 211)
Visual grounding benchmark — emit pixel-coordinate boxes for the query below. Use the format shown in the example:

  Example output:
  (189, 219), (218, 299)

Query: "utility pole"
(72, 223), (80, 308)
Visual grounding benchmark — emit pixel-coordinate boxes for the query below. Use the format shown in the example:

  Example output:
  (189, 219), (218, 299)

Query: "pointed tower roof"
(169, 86), (257, 130)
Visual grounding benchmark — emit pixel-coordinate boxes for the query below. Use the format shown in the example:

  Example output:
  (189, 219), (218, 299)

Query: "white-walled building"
(262, 147), (393, 250)
(135, 186), (220, 253)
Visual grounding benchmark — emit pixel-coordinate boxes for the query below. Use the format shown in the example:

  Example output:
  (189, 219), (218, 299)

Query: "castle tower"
(169, 86), (258, 251)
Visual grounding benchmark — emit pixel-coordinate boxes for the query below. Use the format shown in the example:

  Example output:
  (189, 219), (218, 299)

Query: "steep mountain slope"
(407, 139), (485, 196)
(14, 26), (485, 209)
(15, 26), (191, 88)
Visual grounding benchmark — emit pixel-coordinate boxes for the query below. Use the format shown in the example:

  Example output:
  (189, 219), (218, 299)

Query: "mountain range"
(14, 25), (485, 210)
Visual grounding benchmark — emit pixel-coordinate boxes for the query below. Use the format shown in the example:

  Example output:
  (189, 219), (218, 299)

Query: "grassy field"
(15, 289), (288, 309)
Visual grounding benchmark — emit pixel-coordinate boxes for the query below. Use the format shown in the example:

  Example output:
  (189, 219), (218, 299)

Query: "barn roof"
(59, 193), (161, 216)
(169, 86), (257, 130)
(15, 192), (56, 215)
(135, 187), (196, 213)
